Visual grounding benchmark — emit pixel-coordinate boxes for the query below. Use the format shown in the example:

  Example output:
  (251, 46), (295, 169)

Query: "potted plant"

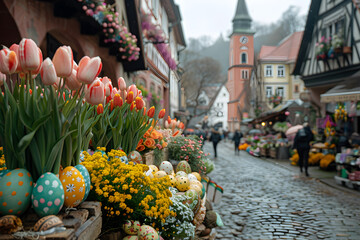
(315, 36), (330, 60)
(332, 34), (344, 54)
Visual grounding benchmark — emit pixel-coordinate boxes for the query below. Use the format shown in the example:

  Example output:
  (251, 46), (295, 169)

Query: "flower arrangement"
(136, 127), (168, 153)
(334, 103), (347, 122)
(164, 116), (185, 136)
(81, 149), (176, 231)
(168, 135), (208, 175)
(315, 36), (330, 60)
(268, 94), (282, 108)
(332, 33), (344, 50)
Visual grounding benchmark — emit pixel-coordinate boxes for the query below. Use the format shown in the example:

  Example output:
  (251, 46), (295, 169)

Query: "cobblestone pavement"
(204, 141), (360, 240)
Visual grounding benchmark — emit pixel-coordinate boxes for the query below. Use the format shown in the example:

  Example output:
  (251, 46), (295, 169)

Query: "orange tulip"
(130, 101), (136, 111)
(40, 58), (57, 85)
(0, 48), (18, 74)
(9, 44), (22, 72)
(85, 78), (105, 105)
(110, 100), (114, 112)
(135, 97), (144, 110)
(147, 106), (155, 118)
(144, 138), (156, 148)
(52, 46), (73, 77)
(158, 109), (165, 119)
(128, 84), (138, 98)
(97, 104), (104, 115)
(77, 56), (102, 84)
(113, 94), (123, 108)
(179, 122), (185, 129)
(126, 91), (134, 104)
(143, 107), (146, 116)
(118, 77), (126, 91)
(19, 38), (42, 72)
(167, 116), (171, 124)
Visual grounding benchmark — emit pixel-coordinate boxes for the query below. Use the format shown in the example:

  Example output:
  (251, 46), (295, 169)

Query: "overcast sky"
(175, 0), (311, 41)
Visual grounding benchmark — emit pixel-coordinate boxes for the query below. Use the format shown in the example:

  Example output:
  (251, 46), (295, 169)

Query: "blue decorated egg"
(75, 165), (91, 202)
(59, 167), (85, 207)
(31, 173), (64, 217)
(0, 169), (33, 216)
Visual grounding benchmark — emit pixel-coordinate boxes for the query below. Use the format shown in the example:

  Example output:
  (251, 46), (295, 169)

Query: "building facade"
(208, 85), (229, 130)
(257, 32), (304, 110)
(226, 0), (255, 132)
(294, 0), (360, 131)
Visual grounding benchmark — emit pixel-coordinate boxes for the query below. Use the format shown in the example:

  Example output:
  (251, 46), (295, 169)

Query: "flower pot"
(343, 46), (352, 54)
(143, 151), (154, 165)
(334, 47), (342, 54)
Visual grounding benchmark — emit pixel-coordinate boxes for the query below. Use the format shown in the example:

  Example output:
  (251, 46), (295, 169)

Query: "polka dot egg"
(187, 173), (198, 182)
(175, 171), (187, 178)
(122, 220), (141, 235)
(154, 171), (167, 178)
(59, 167), (85, 208)
(138, 225), (159, 240)
(159, 161), (173, 175)
(31, 173), (64, 217)
(148, 165), (158, 174)
(75, 165), (91, 202)
(176, 176), (190, 192)
(0, 169), (33, 216)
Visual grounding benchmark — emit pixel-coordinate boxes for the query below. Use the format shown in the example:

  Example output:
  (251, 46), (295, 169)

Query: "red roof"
(258, 31), (304, 63)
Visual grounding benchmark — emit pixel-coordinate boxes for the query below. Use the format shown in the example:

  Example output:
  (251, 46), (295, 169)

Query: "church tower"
(226, 0), (255, 131)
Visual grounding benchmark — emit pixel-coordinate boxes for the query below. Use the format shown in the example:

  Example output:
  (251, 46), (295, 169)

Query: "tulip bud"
(130, 101), (136, 111)
(0, 72), (6, 86)
(19, 38), (42, 72)
(126, 91), (134, 104)
(40, 58), (57, 85)
(101, 77), (113, 97)
(0, 48), (18, 74)
(65, 69), (82, 90)
(158, 109), (165, 119)
(167, 116), (171, 124)
(110, 100), (114, 112)
(113, 94), (123, 108)
(52, 46), (73, 77)
(85, 78), (105, 105)
(135, 97), (144, 110)
(179, 122), (185, 129)
(147, 106), (155, 118)
(9, 44), (22, 72)
(77, 56), (102, 84)
(118, 77), (126, 91)
(97, 104), (104, 114)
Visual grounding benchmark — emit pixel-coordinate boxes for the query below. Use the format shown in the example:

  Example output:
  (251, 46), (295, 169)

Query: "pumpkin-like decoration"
(33, 215), (64, 232)
(0, 215), (23, 234)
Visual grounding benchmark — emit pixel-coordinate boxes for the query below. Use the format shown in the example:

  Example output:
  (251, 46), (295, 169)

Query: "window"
(242, 70), (248, 79)
(277, 65), (285, 77)
(266, 86), (272, 98)
(265, 65), (273, 77)
(276, 87), (284, 97)
(241, 52), (247, 64)
(150, 83), (155, 92)
(294, 85), (299, 93)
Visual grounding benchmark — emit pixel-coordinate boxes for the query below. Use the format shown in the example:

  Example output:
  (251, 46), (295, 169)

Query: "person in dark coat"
(293, 122), (314, 176)
(232, 129), (243, 156)
(210, 127), (222, 158)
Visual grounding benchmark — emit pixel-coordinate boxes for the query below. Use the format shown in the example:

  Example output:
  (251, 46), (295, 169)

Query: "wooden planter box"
(269, 148), (278, 159)
(0, 202), (102, 240)
(259, 147), (269, 157)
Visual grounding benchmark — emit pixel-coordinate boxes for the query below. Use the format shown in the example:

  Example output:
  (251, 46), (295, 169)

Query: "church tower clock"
(226, 0), (255, 131)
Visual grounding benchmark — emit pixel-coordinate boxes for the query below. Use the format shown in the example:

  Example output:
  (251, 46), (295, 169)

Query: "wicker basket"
(143, 151), (154, 165)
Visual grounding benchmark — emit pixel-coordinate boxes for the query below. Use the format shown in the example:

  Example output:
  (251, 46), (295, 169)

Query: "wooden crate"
(0, 202), (102, 240)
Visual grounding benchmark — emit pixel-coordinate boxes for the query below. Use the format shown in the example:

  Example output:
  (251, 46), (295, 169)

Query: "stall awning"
(321, 79), (360, 103)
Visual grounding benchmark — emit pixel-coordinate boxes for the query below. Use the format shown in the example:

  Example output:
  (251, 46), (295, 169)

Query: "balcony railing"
(144, 41), (170, 78)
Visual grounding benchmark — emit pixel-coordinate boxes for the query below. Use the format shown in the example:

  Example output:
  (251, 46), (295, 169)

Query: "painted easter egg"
(159, 161), (173, 175)
(168, 175), (177, 187)
(176, 176), (190, 192)
(31, 173), (64, 217)
(192, 172), (201, 182)
(128, 151), (142, 164)
(187, 173), (197, 182)
(176, 161), (191, 174)
(122, 220), (141, 235)
(33, 215), (64, 232)
(0, 169), (33, 216)
(123, 236), (138, 240)
(185, 189), (199, 210)
(148, 165), (158, 174)
(175, 171), (187, 178)
(154, 171), (167, 178)
(59, 167), (85, 207)
(138, 225), (159, 240)
(75, 165), (91, 202)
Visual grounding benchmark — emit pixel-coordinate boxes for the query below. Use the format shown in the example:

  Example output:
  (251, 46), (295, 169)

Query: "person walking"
(293, 122), (314, 176)
(210, 127), (222, 159)
(232, 129), (243, 156)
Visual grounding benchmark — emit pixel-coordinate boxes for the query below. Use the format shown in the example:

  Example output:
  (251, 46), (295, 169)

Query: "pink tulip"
(52, 46), (73, 77)
(77, 56), (102, 84)
(0, 48), (18, 74)
(65, 69), (82, 90)
(31, 47), (43, 75)
(0, 72), (6, 86)
(40, 58), (57, 85)
(100, 76), (113, 97)
(118, 77), (126, 91)
(9, 44), (22, 72)
(73, 61), (78, 71)
(127, 84), (138, 98)
(85, 78), (105, 105)
(110, 87), (120, 99)
(19, 38), (42, 72)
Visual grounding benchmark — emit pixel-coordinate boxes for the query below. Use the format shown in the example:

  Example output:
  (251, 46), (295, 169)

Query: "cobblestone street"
(204, 141), (360, 240)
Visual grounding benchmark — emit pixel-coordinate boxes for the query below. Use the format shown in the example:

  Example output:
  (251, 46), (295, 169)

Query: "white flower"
(76, 177), (82, 182)
(66, 171), (72, 177)
(66, 183), (75, 192)
(79, 187), (84, 192)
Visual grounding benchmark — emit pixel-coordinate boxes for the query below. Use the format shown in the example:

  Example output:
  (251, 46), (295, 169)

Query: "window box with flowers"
(332, 34), (344, 54)
(315, 36), (330, 60)
(268, 94), (283, 108)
